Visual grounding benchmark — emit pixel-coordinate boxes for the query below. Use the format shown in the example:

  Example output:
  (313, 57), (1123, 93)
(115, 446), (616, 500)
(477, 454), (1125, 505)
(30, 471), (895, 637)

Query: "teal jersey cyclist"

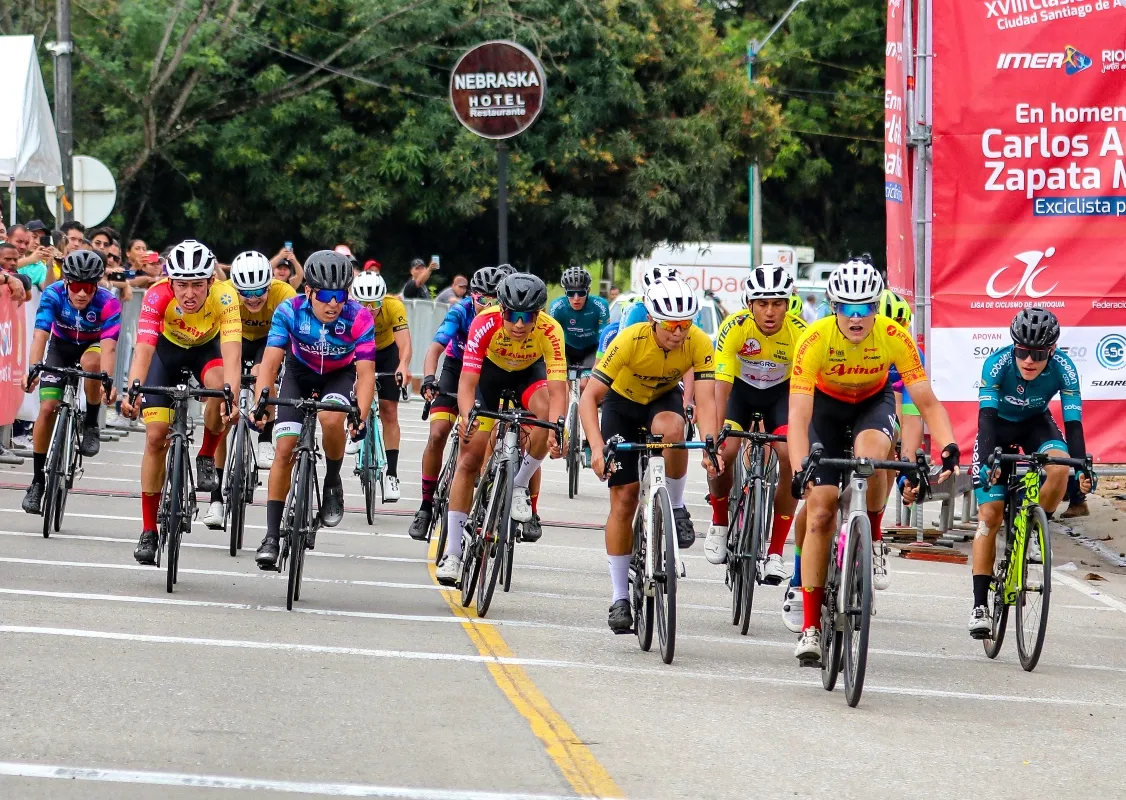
(549, 266), (610, 382)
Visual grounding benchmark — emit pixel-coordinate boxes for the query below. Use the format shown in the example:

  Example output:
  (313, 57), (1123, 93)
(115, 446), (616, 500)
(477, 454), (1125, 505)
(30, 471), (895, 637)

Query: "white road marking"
(1053, 568), (1126, 614)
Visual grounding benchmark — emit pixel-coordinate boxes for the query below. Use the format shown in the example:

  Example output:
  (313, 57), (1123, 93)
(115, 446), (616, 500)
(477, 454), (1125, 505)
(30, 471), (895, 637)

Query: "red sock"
(531, 494), (539, 515)
(711, 494), (729, 526)
(199, 428), (221, 458)
(142, 492), (160, 531)
(868, 510), (884, 542)
(802, 586), (824, 631)
(768, 513), (794, 556)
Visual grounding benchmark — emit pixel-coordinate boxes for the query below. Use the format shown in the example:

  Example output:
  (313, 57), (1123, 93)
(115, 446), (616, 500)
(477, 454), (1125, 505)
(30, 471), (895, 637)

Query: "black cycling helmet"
(304, 250), (355, 291)
(561, 266), (592, 291)
(470, 265), (506, 296)
(1010, 306), (1060, 348)
(497, 273), (548, 312)
(62, 249), (105, 282)
(495, 263), (517, 276)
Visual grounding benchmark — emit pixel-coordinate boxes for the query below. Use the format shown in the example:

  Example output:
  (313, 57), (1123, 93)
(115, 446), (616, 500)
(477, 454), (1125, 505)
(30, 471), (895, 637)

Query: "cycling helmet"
(470, 265), (506, 296)
(495, 263), (517, 276)
(165, 239), (216, 280)
(351, 271), (387, 303)
(1010, 307), (1060, 348)
(229, 251), (273, 292)
(304, 250), (355, 291)
(561, 266), (592, 291)
(641, 263), (679, 289)
(879, 289), (913, 327)
(743, 264), (794, 303)
(644, 277), (699, 321)
(61, 249), (105, 282)
(497, 273), (548, 312)
(826, 260), (883, 304)
(787, 293), (804, 316)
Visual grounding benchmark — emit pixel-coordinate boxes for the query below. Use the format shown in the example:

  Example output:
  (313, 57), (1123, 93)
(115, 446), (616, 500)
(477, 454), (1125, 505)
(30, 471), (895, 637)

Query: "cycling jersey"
(35, 281), (121, 345)
(549, 294), (609, 350)
(137, 278), (242, 349)
(791, 315), (925, 403)
(593, 321), (715, 405)
(266, 296), (376, 374)
(979, 346), (1082, 423)
(433, 297), (475, 360)
(714, 309), (806, 389)
(462, 307), (566, 381)
(224, 279), (296, 342)
(359, 295), (409, 350)
(597, 320), (621, 360)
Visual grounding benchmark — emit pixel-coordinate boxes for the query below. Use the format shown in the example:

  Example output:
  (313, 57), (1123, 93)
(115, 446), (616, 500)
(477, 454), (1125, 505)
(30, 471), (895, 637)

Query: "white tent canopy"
(0, 35), (62, 189)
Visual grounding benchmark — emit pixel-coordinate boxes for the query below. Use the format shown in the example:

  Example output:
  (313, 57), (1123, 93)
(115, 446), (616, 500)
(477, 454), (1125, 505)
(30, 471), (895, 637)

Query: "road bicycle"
(717, 419), (786, 635)
(128, 376), (232, 593)
(222, 369), (260, 556)
(29, 363), (112, 538)
(458, 395), (562, 617)
(980, 449), (1095, 671)
(564, 366), (583, 498)
(798, 444), (930, 707)
(355, 371), (406, 523)
(254, 388), (361, 610)
(604, 433), (719, 665)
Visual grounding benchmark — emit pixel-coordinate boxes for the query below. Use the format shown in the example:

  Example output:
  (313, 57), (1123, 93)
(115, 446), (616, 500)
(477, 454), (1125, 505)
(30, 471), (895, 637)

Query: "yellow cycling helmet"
(879, 289), (913, 328)
(787, 292), (803, 316)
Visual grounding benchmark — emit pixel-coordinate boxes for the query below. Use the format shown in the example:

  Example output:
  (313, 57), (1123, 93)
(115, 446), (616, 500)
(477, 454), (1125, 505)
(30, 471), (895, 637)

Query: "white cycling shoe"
(703, 524), (728, 565)
(345, 438), (362, 455)
(436, 554), (462, 586)
(782, 586), (803, 633)
(968, 605), (992, 639)
(383, 475), (401, 502)
(1028, 534), (1043, 564)
(762, 553), (789, 585)
(794, 627), (821, 665)
(511, 487), (533, 523)
(257, 440), (275, 469)
(202, 501), (225, 530)
(872, 543), (891, 591)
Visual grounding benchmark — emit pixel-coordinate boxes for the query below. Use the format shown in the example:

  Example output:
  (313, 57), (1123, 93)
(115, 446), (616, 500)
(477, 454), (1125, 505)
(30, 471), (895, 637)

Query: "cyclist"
(349, 271), (411, 500)
(703, 265), (806, 583)
(21, 250), (121, 514)
(252, 251), (376, 569)
(548, 266), (609, 391)
(596, 293), (641, 361)
(967, 307), (1091, 638)
(580, 277), (721, 633)
(409, 265), (508, 541)
(435, 273), (567, 585)
(120, 240), (242, 565)
(787, 292), (804, 319)
(788, 260), (958, 664)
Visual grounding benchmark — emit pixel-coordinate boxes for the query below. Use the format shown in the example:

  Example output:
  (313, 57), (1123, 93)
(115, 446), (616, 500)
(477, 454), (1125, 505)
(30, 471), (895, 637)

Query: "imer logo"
(996, 46), (1092, 75)
(1097, 333), (1126, 371)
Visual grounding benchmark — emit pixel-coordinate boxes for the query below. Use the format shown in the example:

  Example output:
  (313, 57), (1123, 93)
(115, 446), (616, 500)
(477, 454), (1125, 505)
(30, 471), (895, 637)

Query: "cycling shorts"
(807, 384), (897, 488)
(600, 387), (685, 487)
(475, 358), (547, 432)
(40, 336), (100, 402)
(429, 357), (462, 423)
(241, 337), (267, 369)
(725, 380), (789, 435)
(971, 412), (1067, 505)
(565, 343), (598, 377)
(140, 337), (224, 424)
(274, 356), (355, 441)
(375, 342), (402, 403)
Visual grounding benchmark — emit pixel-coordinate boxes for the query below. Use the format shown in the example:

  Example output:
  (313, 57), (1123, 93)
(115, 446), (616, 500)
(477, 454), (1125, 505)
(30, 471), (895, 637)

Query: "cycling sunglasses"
(366, 299), (384, 310)
(566, 290), (588, 298)
(238, 286), (269, 299)
(66, 280), (98, 295)
(472, 292), (496, 306)
(502, 309), (537, 325)
(836, 302), (877, 318)
(655, 319), (692, 332)
(1014, 345), (1052, 362)
(314, 288), (349, 304)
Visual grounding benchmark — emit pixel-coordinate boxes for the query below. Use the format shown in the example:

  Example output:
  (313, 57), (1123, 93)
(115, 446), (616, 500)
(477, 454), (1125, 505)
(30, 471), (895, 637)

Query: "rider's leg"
(31, 397), (60, 484)
(790, 504), (807, 587)
(708, 435), (740, 526)
(380, 397), (400, 477)
(800, 485), (840, 631)
(79, 348), (102, 430)
(140, 419), (171, 531)
(652, 409), (687, 504)
(265, 434), (299, 543)
(1039, 449), (1070, 514)
(767, 441), (797, 556)
(420, 415), (454, 509)
(443, 428), (489, 558)
(971, 499), (1005, 608)
(514, 386), (551, 490)
(320, 407), (348, 483)
(607, 482), (641, 599)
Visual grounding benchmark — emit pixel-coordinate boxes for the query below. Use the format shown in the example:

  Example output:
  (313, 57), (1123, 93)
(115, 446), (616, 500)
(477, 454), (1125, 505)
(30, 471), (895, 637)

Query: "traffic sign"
(45, 155), (116, 226)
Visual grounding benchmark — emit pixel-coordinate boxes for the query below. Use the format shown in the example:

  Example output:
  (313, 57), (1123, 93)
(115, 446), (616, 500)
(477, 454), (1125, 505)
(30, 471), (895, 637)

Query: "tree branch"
(150, 0), (187, 87)
(151, 0), (219, 97)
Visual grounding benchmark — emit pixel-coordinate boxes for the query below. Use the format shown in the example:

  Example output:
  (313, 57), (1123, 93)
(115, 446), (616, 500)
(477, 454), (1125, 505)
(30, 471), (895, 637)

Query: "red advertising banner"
(0, 289), (27, 425)
(930, 1), (1126, 462)
(884, 0), (914, 301)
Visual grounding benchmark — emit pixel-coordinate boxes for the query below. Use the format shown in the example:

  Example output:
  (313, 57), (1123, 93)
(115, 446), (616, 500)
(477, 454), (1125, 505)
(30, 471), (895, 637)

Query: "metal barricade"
(401, 298), (454, 385)
(114, 294), (144, 394)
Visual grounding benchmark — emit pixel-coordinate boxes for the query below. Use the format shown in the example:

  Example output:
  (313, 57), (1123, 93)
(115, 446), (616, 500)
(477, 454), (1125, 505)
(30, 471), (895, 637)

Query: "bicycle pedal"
(970, 629), (992, 641)
(612, 627), (635, 636)
(798, 657), (823, 669)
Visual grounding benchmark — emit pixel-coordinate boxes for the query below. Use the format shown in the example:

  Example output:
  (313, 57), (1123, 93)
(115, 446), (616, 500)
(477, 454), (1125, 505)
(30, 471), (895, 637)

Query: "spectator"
(126, 238), (148, 274)
(607, 285), (620, 302)
(815, 294), (832, 319)
(435, 274), (468, 305)
(16, 220), (56, 289)
(89, 227), (119, 253)
(363, 259), (381, 274)
(401, 257), (437, 299)
(269, 246), (305, 289)
(92, 236), (133, 303)
(129, 249), (164, 289)
(0, 243), (30, 301)
(801, 294), (821, 324)
(60, 220), (86, 254)
(0, 219), (7, 242)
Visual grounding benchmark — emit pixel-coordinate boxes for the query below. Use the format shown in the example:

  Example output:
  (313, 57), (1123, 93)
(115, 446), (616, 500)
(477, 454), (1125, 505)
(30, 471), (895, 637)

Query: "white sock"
(666, 474), (687, 509)
(445, 511), (468, 557)
(608, 555), (631, 602)
(514, 453), (544, 488)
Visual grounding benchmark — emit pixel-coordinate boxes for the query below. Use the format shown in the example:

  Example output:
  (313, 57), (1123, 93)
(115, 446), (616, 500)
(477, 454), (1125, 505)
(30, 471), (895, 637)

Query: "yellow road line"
(428, 536), (624, 799)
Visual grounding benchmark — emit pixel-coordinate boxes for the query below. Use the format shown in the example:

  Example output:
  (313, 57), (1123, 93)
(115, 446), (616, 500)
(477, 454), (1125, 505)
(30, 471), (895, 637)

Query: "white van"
(631, 242), (799, 311)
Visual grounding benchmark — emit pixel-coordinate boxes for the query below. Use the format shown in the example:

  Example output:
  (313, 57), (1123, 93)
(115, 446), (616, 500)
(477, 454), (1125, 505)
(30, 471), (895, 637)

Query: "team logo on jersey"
(299, 318), (311, 335)
(1016, 384), (1024, 394)
(740, 338), (762, 357)
(887, 325), (897, 335)
(86, 310), (97, 322)
(220, 293), (233, 306)
(335, 321), (346, 335)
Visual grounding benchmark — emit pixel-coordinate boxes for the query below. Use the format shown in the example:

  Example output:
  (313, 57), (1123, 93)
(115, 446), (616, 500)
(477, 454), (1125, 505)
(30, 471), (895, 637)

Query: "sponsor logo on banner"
(996, 46), (1092, 74)
(1097, 333), (1126, 369)
(984, 247), (1060, 302)
(983, 1), (1109, 31)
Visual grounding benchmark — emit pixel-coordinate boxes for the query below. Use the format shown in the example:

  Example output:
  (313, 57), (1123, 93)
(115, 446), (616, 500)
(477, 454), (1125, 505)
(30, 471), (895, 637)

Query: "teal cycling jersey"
(978, 345), (1082, 423)
(549, 294), (610, 350)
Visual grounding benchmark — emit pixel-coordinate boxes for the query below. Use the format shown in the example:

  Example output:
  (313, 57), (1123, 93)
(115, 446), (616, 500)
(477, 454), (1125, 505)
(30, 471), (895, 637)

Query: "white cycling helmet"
(351, 271), (388, 303)
(743, 263), (794, 304)
(644, 277), (699, 322)
(229, 251), (272, 292)
(165, 239), (216, 280)
(641, 263), (680, 289)
(826, 260), (883, 304)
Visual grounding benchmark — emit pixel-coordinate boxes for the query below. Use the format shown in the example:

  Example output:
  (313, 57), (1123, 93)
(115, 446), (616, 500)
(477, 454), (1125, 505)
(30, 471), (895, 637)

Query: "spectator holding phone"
(269, 244), (304, 289)
(129, 248), (164, 289)
(0, 243), (30, 302)
(401, 256), (438, 299)
(125, 238), (148, 273)
(91, 232), (133, 302)
(16, 220), (56, 289)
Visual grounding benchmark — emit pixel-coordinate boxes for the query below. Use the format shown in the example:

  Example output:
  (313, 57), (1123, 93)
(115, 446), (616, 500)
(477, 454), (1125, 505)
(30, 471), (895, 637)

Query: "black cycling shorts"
(140, 337), (223, 424)
(565, 344), (598, 374)
(241, 337), (268, 369)
(475, 358), (547, 414)
(375, 342), (402, 403)
(600, 388), (685, 487)
(274, 356), (355, 440)
(807, 384), (897, 488)
(725, 380), (789, 435)
(970, 412), (1066, 501)
(429, 357), (462, 421)
(40, 336), (99, 401)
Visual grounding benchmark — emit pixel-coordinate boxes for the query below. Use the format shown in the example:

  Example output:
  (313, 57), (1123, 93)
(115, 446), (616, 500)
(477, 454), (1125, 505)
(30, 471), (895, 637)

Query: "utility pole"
(746, 0), (807, 268)
(51, 0), (75, 223)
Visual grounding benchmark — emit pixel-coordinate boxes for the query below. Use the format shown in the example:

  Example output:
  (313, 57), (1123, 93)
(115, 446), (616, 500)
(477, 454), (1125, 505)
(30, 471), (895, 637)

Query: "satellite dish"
(45, 155), (117, 227)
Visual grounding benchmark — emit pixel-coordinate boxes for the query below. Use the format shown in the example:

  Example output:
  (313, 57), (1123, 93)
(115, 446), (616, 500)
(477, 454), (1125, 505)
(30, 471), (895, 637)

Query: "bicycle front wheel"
(739, 478), (766, 636)
(566, 402), (580, 499)
(286, 454), (313, 610)
(460, 475), (488, 607)
(1016, 506), (1051, 671)
(842, 515), (873, 708)
(165, 439), (187, 594)
(727, 460), (747, 626)
(632, 515), (654, 652)
(654, 486), (677, 664)
(476, 462), (511, 617)
(227, 423), (247, 557)
(360, 422), (378, 525)
(42, 411), (67, 538)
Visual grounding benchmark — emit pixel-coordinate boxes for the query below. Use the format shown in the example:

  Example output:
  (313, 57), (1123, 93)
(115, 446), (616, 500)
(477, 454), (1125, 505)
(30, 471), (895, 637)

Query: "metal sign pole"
(497, 141), (509, 266)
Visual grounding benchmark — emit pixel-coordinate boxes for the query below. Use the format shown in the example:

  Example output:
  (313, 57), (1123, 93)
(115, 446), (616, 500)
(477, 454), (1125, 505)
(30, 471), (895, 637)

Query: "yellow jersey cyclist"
(704, 265), (806, 582)
(435, 273), (567, 585)
(120, 240), (242, 565)
(580, 277), (721, 633)
(349, 271), (412, 500)
(788, 260), (958, 664)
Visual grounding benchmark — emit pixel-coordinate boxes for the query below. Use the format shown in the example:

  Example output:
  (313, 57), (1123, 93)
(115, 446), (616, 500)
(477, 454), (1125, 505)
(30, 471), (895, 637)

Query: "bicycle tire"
(566, 402), (580, 499)
(287, 453), (311, 610)
(739, 476), (766, 636)
(228, 423), (246, 557)
(632, 515), (654, 652)
(294, 471), (314, 603)
(653, 486), (677, 664)
(361, 421), (377, 525)
(165, 439), (186, 594)
(820, 569), (843, 691)
(1016, 506), (1051, 672)
(727, 458), (747, 626)
(842, 515), (873, 708)
(460, 474), (488, 607)
(53, 413), (76, 533)
(41, 410), (68, 538)
(371, 415), (388, 506)
(983, 527), (1009, 659)
(476, 462), (510, 617)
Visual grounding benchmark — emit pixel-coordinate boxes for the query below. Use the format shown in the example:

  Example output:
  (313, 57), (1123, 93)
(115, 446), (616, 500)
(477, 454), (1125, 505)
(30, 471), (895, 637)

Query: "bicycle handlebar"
(252, 387), (362, 438)
(602, 433), (720, 479)
(376, 371), (409, 402)
(28, 362), (114, 396)
(716, 423), (787, 447)
(799, 444), (932, 503)
(985, 447), (1097, 489)
(128, 379), (233, 418)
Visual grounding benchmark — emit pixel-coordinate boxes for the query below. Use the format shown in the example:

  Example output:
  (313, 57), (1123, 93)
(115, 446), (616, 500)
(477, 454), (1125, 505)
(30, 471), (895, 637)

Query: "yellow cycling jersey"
(791, 314), (926, 403)
(137, 278), (242, 349)
(715, 310), (806, 389)
(224, 279), (296, 342)
(360, 295), (409, 350)
(463, 307), (567, 381)
(593, 321), (715, 405)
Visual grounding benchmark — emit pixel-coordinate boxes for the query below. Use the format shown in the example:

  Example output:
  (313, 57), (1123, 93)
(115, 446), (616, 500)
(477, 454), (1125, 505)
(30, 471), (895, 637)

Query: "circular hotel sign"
(449, 40), (546, 139)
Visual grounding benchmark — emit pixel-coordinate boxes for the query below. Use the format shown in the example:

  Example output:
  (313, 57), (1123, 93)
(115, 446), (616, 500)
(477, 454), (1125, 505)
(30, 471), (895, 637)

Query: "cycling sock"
(514, 453), (544, 488)
(790, 547), (802, 587)
(141, 492), (160, 531)
(711, 494), (729, 526)
(531, 494), (539, 516)
(608, 555), (631, 602)
(324, 457), (343, 486)
(266, 499), (284, 541)
(665, 474), (687, 509)
(418, 499), (433, 514)
(211, 469), (224, 503)
(421, 474), (438, 503)
(32, 451), (46, 483)
(802, 586), (825, 631)
(386, 449), (399, 478)
(973, 574), (991, 608)
(868, 509), (884, 542)
(83, 402), (100, 428)
(767, 513), (794, 556)
(258, 421), (274, 443)
(199, 428), (221, 458)
(445, 511), (469, 557)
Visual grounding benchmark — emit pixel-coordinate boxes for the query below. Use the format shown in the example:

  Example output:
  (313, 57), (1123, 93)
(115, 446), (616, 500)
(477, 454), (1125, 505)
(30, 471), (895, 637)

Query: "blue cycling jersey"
(978, 345), (1082, 423)
(267, 296), (376, 374)
(596, 321), (621, 360)
(433, 297), (475, 361)
(35, 281), (122, 345)
(549, 294), (609, 350)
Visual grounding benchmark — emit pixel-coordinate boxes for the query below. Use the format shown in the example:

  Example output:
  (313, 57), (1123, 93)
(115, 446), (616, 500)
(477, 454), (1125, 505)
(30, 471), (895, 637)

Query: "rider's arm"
(1052, 352), (1087, 462)
(541, 316), (569, 422)
(787, 392), (814, 474)
(126, 342), (155, 388)
(905, 380), (956, 453)
(579, 378), (610, 454)
(254, 346), (285, 401)
(456, 367), (481, 421)
(286, 253), (305, 289)
(217, 283), (245, 399)
(355, 359), (376, 423)
(28, 329), (49, 370)
(682, 370), (695, 408)
(422, 341), (445, 378)
(892, 326), (957, 457)
(98, 291), (123, 380)
(687, 327), (717, 438)
(458, 310), (495, 420)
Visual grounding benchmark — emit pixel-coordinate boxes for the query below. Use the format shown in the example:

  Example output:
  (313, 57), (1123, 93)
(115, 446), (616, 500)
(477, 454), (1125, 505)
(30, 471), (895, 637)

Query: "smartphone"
(284, 241), (293, 251)
(431, 254), (440, 270)
(39, 234), (51, 248)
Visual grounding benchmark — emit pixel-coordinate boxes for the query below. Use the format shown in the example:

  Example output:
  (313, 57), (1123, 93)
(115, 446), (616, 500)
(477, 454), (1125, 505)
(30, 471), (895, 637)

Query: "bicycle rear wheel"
(727, 457), (747, 625)
(165, 440), (186, 594)
(983, 583), (1009, 659)
(654, 486), (677, 664)
(286, 455), (311, 610)
(1016, 506), (1051, 671)
(459, 476), (488, 607)
(566, 402), (580, 499)
(42, 411), (67, 538)
(360, 423), (377, 525)
(842, 516), (873, 707)
(632, 515), (654, 651)
(739, 478), (766, 636)
(476, 462), (511, 617)
(227, 424), (247, 557)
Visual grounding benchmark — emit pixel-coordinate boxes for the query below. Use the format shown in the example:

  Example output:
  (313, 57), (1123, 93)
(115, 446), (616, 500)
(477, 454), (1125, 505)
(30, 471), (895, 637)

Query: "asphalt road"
(3, 406), (1126, 799)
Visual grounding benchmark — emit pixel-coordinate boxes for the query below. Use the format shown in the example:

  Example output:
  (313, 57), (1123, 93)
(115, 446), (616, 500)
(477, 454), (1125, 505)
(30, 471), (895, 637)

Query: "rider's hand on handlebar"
(22, 373), (38, 394)
(548, 430), (563, 459)
(591, 448), (608, 482)
(458, 415), (480, 444)
(936, 442), (960, 484)
(120, 393), (140, 420)
(1078, 471), (1093, 494)
(702, 450), (723, 478)
(421, 375), (439, 402)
